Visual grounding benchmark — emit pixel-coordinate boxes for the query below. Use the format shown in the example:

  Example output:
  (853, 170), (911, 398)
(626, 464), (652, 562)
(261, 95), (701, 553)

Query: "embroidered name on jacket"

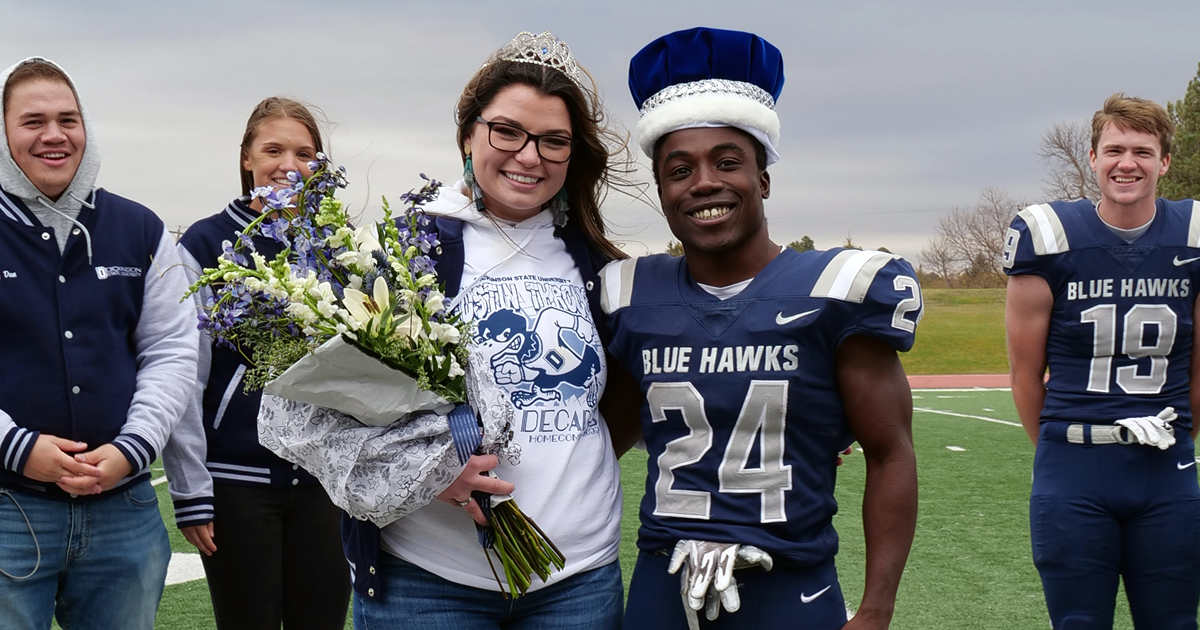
(95, 265), (142, 279)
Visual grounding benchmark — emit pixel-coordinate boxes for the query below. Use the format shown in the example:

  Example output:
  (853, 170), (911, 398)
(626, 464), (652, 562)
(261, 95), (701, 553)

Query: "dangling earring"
(550, 188), (569, 227)
(463, 145), (486, 213)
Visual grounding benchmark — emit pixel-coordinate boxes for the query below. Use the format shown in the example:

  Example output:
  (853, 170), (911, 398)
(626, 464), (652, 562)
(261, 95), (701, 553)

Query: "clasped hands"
(668, 539), (773, 629)
(23, 435), (131, 495)
(1115, 406), (1177, 450)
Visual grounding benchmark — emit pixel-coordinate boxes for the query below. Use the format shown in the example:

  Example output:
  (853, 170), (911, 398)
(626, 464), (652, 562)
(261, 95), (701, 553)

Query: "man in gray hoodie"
(0, 57), (197, 629)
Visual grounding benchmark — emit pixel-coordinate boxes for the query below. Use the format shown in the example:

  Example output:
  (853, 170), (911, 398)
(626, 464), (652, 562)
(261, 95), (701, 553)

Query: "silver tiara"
(490, 31), (585, 88)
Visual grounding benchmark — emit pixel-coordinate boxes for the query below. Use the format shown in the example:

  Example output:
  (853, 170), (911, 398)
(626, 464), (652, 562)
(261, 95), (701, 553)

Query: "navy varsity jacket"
(168, 198), (322, 527)
(0, 186), (197, 499)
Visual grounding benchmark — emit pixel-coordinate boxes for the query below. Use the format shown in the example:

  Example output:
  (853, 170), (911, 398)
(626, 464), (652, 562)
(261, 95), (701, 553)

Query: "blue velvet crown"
(628, 27), (785, 164)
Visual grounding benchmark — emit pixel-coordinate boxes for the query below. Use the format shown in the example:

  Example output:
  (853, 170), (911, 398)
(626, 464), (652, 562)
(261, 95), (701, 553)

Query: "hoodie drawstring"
(35, 192), (94, 264)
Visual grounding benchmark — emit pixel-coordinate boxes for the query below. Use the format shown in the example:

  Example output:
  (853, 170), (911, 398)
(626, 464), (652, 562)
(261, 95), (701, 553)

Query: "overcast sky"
(4, 0), (1199, 261)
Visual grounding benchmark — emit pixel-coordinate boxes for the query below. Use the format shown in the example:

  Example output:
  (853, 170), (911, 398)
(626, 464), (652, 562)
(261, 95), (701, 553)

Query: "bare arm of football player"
(1006, 274), (1053, 445)
(836, 334), (917, 630)
(1191, 291), (1200, 441)
(600, 357), (644, 458)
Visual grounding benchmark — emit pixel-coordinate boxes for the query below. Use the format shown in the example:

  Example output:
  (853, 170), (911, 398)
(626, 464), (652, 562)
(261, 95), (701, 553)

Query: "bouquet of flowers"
(186, 155), (563, 596)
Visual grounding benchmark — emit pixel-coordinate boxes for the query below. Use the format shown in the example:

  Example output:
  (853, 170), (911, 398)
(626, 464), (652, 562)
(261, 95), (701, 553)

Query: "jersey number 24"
(648, 380), (792, 524)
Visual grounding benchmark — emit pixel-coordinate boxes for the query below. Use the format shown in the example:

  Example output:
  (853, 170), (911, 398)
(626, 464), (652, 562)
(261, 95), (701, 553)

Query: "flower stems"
(480, 497), (565, 597)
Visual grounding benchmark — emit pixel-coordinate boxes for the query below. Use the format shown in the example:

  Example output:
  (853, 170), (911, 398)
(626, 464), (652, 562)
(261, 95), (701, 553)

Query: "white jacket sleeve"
(160, 244), (215, 528)
(111, 231), (200, 474)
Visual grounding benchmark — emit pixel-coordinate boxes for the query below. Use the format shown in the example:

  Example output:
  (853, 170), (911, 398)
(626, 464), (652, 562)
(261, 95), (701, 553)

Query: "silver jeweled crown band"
(638, 79), (776, 116)
(489, 31), (585, 88)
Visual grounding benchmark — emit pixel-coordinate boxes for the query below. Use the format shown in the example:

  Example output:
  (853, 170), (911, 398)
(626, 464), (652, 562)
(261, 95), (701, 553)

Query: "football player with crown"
(1005, 94), (1200, 628)
(601, 27), (921, 629)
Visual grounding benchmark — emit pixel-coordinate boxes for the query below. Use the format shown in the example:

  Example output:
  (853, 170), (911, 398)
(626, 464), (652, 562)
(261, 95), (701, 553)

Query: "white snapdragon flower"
(354, 224), (383, 253)
(425, 290), (446, 314)
(285, 301), (319, 325)
(393, 314), (423, 341)
(428, 321), (461, 344)
(316, 298), (338, 319)
(327, 226), (354, 248)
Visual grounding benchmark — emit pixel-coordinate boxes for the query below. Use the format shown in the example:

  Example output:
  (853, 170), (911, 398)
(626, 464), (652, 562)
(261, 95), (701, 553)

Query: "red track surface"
(907, 374), (1010, 389)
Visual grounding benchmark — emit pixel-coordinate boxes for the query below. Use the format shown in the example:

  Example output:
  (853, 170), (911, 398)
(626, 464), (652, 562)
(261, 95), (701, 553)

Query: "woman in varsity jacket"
(162, 98), (350, 630)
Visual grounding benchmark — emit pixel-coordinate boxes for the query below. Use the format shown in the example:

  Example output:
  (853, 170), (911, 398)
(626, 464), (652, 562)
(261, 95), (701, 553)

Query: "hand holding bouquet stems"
(186, 156), (564, 595)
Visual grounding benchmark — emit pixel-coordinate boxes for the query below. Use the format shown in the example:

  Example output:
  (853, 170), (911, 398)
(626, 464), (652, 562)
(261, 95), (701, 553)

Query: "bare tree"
(919, 235), (959, 288)
(919, 187), (1023, 288)
(1039, 121), (1099, 202)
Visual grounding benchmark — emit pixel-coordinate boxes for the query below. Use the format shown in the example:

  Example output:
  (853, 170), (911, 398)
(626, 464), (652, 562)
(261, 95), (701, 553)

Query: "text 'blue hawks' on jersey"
(1003, 199), (1200, 429)
(600, 247), (922, 568)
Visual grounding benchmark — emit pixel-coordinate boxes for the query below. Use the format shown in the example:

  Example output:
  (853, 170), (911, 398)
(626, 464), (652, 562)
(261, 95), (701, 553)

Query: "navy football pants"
(623, 550), (848, 629)
(1032, 425), (1200, 629)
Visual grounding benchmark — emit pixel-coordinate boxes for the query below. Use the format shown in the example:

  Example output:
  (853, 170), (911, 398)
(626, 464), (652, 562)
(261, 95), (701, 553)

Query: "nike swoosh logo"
(800, 585), (832, 604)
(1179, 460), (1196, 470)
(776, 309), (820, 325)
(1173, 256), (1200, 266)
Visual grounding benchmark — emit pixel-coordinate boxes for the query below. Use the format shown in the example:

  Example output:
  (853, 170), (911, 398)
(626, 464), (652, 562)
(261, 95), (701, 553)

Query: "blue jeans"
(354, 553), (622, 630)
(0, 480), (171, 630)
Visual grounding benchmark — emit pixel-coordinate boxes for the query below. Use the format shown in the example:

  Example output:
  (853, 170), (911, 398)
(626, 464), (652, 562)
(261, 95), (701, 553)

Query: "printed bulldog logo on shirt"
(459, 275), (604, 446)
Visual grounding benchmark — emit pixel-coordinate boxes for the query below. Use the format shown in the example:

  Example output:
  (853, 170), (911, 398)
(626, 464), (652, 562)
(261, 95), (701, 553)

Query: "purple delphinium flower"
(259, 218), (291, 246)
(220, 239), (249, 266)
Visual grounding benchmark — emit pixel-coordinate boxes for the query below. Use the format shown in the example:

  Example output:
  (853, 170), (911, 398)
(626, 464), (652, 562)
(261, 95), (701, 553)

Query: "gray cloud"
(3, 0), (1198, 260)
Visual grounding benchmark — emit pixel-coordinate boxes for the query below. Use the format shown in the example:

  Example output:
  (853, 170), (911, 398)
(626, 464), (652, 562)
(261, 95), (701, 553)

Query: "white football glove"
(668, 540), (773, 630)
(1115, 406), (1177, 450)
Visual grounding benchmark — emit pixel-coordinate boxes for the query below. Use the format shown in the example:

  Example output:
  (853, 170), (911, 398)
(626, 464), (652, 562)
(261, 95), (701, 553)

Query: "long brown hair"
(239, 97), (325, 196)
(455, 59), (632, 261)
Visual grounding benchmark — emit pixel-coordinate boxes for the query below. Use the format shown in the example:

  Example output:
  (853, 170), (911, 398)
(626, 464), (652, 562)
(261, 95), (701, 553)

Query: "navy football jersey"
(1003, 198), (1200, 428)
(601, 248), (922, 568)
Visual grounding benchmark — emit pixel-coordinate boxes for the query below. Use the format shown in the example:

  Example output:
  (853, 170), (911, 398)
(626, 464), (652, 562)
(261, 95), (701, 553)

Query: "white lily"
(342, 277), (392, 334)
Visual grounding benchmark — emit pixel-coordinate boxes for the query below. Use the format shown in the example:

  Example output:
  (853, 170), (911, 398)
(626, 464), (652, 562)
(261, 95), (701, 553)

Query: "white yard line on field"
(166, 552), (205, 585)
(914, 407), (1023, 428)
(152, 476), (169, 486)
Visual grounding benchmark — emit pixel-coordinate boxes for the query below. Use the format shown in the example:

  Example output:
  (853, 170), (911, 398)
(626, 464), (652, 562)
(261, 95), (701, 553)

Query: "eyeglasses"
(475, 116), (573, 163)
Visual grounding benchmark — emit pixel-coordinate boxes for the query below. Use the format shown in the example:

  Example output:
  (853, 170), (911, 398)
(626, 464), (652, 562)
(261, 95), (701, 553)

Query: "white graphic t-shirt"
(379, 186), (622, 592)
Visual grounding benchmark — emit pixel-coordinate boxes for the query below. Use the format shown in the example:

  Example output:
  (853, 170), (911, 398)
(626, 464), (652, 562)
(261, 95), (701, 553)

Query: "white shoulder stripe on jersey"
(811, 249), (897, 303)
(1188, 200), (1200, 248)
(599, 258), (637, 315)
(1018, 203), (1069, 255)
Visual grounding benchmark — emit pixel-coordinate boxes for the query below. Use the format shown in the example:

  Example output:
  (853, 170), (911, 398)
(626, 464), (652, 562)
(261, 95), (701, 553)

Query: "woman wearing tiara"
(328, 32), (634, 629)
(162, 97), (351, 629)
